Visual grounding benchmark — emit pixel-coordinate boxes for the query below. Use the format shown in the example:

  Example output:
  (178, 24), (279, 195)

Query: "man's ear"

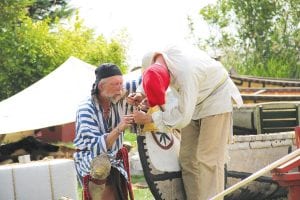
(98, 81), (103, 91)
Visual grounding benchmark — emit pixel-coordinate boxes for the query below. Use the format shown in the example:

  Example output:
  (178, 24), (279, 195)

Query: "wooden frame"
(256, 102), (300, 134)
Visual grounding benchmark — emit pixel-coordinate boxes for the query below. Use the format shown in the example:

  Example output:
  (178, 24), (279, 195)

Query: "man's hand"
(127, 92), (145, 106)
(132, 110), (153, 124)
(118, 114), (134, 131)
(106, 114), (134, 148)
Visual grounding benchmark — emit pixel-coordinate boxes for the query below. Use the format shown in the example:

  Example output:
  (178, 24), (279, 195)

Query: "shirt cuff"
(152, 111), (169, 132)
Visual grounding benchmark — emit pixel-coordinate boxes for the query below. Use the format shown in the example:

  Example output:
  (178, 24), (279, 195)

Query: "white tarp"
(0, 57), (141, 135)
(0, 57), (95, 135)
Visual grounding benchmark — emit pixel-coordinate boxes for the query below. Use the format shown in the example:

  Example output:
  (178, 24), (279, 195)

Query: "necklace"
(102, 106), (111, 120)
(96, 94), (111, 120)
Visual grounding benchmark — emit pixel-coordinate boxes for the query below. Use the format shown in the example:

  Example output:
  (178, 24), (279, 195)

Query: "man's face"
(99, 75), (124, 103)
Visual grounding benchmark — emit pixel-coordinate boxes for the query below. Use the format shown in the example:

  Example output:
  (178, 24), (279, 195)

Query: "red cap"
(142, 64), (170, 107)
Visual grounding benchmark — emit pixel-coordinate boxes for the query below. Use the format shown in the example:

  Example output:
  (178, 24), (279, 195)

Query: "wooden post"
(296, 126), (300, 148)
(256, 105), (262, 134)
(0, 134), (6, 143)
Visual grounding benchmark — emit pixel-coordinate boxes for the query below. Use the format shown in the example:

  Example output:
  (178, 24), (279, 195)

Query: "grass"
(125, 132), (154, 199)
(133, 187), (154, 200)
(131, 175), (154, 200)
(124, 131), (138, 148)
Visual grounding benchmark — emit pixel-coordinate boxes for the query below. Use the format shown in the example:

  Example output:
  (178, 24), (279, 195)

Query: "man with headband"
(131, 43), (243, 200)
(73, 63), (135, 200)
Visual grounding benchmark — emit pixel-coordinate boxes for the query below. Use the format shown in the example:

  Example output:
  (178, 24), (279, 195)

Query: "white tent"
(0, 57), (96, 135)
(0, 57), (142, 135)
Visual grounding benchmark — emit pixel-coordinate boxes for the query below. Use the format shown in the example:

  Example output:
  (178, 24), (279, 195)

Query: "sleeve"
(74, 104), (108, 155)
(152, 76), (199, 130)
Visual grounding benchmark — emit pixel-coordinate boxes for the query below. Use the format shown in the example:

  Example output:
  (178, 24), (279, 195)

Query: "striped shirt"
(73, 75), (141, 181)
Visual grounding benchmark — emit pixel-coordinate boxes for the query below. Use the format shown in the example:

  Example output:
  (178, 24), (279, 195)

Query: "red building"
(36, 122), (75, 143)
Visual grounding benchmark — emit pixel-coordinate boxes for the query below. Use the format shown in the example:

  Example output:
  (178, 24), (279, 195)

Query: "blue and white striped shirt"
(73, 74), (141, 181)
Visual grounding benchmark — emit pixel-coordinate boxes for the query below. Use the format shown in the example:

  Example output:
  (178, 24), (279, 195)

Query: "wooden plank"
(262, 120), (297, 128)
(272, 156), (300, 173)
(262, 110), (297, 119)
(260, 102), (300, 109)
(256, 102), (300, 134)
(253, 89), (266, 95)
(0, 134), (5, 143)
(263, 128), (296, 133)
(256, 106), (262, 134)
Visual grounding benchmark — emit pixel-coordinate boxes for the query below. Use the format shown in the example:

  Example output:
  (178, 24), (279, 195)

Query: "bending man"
(132, 43), (243, 200)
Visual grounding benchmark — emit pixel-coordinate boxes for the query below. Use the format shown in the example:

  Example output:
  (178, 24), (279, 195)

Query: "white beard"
(102, 89), (124, 104)
(110, 95), (122, 104)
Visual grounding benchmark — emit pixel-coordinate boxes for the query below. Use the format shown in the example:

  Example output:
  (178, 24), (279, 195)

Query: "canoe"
(230, 74), (300, 88)
(239, 87), (300, 104)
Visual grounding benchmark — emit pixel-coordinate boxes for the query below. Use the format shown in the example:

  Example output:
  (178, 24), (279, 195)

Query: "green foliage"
(0, 17), (51, 99)
(0, 1), (128, 101)
(131, 175), (154, 199)
(48, 18), (127, 73)
(235, 55), (292, 78)
(124, 131), (137, 143)
(133, 188), (154, 200)
(28, 0), (75, 23)
(190, 0), (300, 78)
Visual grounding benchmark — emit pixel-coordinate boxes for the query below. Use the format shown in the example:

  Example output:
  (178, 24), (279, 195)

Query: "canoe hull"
(239, 88), (300, 104)
(230, 75), (300, 88)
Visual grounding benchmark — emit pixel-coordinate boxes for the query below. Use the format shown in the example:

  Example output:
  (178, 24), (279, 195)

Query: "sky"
(69, 0), (216, 67)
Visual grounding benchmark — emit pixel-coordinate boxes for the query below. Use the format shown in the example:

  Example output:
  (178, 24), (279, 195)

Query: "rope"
(82, 175), (92, 200)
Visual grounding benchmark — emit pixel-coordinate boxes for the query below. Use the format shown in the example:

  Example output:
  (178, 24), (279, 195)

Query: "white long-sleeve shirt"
(150, 43), (243, 131)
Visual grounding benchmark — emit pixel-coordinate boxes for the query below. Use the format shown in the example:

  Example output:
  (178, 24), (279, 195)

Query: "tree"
(0, 1), (128, 101)
(28, 0), (75, 23)
(189, 0), (300, 78)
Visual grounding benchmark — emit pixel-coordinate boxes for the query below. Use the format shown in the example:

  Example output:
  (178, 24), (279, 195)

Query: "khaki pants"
(179, 112), (232, 200)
